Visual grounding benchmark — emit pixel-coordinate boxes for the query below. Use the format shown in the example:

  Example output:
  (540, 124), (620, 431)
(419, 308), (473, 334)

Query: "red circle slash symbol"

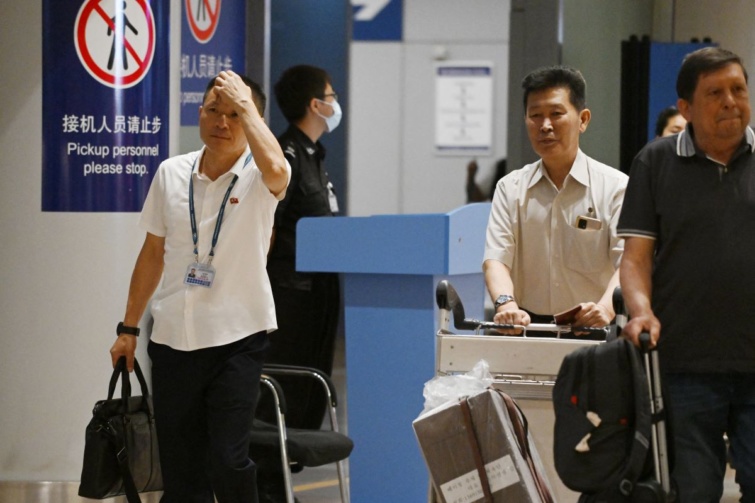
(186, 0), (221, 44)
(74, 0), (156, 89)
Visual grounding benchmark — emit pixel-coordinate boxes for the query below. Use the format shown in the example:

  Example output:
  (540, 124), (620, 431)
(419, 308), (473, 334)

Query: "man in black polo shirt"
(618, 47), (755, 502)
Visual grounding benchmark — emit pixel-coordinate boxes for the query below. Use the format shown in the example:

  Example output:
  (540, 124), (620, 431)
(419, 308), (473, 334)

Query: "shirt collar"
(677, 124), (755, 158)
(229, 146), (253, 176)
(528, 149), (589, 189)
(194, 146), (252, 180)
(288, 124), (327, 160)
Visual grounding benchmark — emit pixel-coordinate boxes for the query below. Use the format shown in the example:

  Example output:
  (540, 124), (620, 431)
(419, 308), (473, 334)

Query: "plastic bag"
(418, 359), (493, 417)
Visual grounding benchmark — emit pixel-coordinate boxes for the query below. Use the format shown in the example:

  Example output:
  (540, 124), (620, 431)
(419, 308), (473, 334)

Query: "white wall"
(674, 0), (755, 76)
(348, 43), (404, 217)
(561, 0), (655, 169)
(347, 0), (755, 217)
(348, 0), (510, 216)
(0, 0), (180, 481)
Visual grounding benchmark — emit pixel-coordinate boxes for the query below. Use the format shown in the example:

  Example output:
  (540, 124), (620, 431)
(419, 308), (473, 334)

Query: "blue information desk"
(296, 203), (491, 502)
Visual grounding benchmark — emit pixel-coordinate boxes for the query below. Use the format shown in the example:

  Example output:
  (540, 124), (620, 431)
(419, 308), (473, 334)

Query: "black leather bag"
(78, 357), (163, 502)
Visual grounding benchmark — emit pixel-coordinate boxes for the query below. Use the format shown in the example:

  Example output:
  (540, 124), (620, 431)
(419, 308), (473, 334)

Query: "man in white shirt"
(109, 70), (290, 503)
(483, 65), (627, 336)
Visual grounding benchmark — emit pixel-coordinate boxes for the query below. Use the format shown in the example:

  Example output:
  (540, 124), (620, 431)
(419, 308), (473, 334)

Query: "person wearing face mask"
(257, 64), (342, 503)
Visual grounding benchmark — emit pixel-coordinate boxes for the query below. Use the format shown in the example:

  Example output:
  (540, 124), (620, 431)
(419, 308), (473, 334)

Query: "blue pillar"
(297, 203), (491, 502)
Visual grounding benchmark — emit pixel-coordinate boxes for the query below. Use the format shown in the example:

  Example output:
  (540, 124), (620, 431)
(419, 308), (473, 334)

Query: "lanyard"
(188, 153), (252, 264)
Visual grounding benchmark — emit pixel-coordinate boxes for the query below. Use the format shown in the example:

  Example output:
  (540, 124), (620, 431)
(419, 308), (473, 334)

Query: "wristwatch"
(494, 294), (516, 310)
(116, 322), (140, 337)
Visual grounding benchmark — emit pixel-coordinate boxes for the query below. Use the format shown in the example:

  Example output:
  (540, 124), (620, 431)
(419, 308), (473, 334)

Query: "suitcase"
(632, 332), (676, 503)
(620, 287), (676, 503)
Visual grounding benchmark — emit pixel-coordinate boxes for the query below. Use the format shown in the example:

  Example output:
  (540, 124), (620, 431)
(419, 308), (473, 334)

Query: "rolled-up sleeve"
(608, 179), (627, 268)
(617, 158), (658, 240)
(483, 178), (518, 269)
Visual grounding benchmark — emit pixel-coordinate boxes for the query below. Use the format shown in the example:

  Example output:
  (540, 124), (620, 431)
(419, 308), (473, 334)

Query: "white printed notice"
(439, 454), (520, 503)
(435, 61), (493, 156)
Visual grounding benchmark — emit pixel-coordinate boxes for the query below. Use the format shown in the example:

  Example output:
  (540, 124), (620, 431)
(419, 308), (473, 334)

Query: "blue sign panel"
(180, 0), (246, 126)
(647, 41), (713, 142)
(352, 0), (402, 41)
(42, 0), (170, 212)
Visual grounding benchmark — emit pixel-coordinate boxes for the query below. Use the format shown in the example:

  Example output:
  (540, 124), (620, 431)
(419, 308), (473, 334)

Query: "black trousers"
(259, 272), (340, 430)
(148, 332), (269, 503)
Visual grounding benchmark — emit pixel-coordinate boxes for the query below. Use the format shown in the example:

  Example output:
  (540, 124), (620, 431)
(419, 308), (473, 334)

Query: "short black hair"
(522, 65), (586, 112)
(203, 74), (266, 115)
(274, 65), (332, 123)
(654, 106), (682, 137)
(676, 47), (748, 102)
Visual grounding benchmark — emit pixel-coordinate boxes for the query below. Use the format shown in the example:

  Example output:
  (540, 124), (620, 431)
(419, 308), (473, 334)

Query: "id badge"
(184, 262), (216, 288)
(327, 182), (339, 213)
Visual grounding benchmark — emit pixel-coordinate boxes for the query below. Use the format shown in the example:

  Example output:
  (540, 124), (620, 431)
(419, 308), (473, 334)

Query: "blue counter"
(297, 203), (491, 502)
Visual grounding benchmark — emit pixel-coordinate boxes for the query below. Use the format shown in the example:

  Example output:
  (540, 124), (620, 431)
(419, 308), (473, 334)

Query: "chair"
(249, 364), (353, 503)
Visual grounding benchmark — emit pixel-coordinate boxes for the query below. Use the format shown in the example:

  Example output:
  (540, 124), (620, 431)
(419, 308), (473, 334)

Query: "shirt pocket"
(297, 176), (331, 216)
(562, 223), (609, 274)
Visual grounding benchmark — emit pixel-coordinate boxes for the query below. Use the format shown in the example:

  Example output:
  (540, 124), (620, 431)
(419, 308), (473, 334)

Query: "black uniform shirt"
(268, 125), (337, 282)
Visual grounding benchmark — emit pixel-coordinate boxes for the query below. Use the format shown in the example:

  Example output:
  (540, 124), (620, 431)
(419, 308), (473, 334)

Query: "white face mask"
(316, 99), (343, 132)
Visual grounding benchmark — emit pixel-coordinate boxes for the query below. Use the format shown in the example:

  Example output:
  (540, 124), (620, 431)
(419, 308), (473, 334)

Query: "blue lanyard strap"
(189, 153), (252, 264)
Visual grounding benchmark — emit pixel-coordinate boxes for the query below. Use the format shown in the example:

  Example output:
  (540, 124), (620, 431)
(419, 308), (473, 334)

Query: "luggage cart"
(435, 280), (606, 384)
(431, 281), (607, 502)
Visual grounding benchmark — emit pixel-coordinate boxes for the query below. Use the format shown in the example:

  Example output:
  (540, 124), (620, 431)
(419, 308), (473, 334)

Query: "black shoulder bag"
(78, 357), (163, 502)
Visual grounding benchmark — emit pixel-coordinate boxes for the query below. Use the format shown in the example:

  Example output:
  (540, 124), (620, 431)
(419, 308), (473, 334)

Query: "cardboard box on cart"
(413, 388), (555, 503)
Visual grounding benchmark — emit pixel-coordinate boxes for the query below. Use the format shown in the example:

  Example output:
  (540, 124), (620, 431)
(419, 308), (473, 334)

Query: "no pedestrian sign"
(185, 0), (221, 43)
(74, 0), (156, 89)
(42, 0), (170, 212)
(180, 0), (245, 126)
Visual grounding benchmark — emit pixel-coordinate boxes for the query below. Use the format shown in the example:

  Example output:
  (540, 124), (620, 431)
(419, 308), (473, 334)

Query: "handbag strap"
(108, 357), (129, 401)
(495, 389), (555, 503)
(459, 397), (494, 503)
(111, 416), (143, 503)
(108, 357), (152, 413)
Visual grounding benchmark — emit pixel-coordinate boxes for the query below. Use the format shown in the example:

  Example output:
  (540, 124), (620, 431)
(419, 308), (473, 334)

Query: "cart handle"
(458, 319), (609, 338)
(435, 280), (610, 337)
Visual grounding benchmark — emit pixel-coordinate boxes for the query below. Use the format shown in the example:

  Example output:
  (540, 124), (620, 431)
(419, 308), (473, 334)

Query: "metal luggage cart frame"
(435, 280), (603, 400)
(427, 280), (606, 503)
(432, 280), (675, 502)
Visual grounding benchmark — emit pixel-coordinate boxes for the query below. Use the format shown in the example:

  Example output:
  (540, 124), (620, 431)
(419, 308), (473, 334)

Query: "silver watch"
(494, 294), (515, 310)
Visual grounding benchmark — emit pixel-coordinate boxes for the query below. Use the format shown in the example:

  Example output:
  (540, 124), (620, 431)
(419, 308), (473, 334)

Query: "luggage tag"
(184, 262), (216, 288)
